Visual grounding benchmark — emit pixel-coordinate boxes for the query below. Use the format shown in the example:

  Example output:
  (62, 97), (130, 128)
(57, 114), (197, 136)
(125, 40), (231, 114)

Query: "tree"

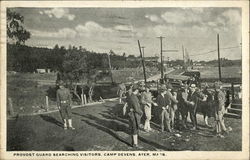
(58, 48), (103, 103)
(7, 9), (31, 45)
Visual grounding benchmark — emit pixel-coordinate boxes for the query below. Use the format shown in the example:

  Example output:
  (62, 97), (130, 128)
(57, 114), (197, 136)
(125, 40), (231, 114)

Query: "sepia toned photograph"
(1, 1), (249, 160)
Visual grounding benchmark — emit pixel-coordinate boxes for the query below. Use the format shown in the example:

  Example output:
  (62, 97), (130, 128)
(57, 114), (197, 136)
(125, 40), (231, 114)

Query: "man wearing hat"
(186, 84), (204, 130)
(177, 84), (189, 129)
(56, 81), (75, 130)
(156, 84), (177, 132)
(140, 84), (157, 132)
(127, 85), (143, 148)
(165, 84), (178, 130)
(214, 82), (229, 138)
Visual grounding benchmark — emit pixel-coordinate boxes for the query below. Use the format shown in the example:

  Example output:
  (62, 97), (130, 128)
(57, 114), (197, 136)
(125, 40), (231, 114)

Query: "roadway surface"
(7, 99), (242, 151)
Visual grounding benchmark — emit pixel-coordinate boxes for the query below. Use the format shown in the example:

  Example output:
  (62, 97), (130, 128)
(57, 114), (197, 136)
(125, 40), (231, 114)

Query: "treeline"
(204, 58), (242, 67)
(168, 59), (241, 67)
(7, 44), (159, 73)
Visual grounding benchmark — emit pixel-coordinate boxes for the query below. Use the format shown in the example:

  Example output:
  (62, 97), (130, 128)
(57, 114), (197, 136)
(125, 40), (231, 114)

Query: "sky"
(12, 7), (242, 61)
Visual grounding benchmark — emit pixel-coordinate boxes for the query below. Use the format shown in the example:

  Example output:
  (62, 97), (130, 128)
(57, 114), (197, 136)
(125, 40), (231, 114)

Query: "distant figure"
(56, 81), (75, 130)
(127, 85), (143, 148)
(214, 82), (230, 138)
(117, 83), (126, 104)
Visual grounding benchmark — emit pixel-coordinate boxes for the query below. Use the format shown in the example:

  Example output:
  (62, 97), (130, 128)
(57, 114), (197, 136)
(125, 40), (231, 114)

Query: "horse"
(196, 88), (215, 127)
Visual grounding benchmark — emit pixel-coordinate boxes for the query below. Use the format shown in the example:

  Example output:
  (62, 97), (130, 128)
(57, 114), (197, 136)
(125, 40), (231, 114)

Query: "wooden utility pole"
(217, 34), (222, 81)
(141, 46), (145, 58)
(138, 40), (147, 83)
(157, 36), (179, 80)
(107, 53), (114, 83)
(182, 45), (186, 70)
(157, 36), (165, 79)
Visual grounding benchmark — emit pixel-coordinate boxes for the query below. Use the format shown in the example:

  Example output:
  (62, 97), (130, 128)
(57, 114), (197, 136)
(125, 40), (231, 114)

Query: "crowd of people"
(119, 81), (232, 148)
(55, 79), (232, 148)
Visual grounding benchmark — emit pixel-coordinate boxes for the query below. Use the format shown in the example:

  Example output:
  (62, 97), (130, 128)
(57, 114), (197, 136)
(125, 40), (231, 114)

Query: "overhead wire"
(189, 45), (241, 57)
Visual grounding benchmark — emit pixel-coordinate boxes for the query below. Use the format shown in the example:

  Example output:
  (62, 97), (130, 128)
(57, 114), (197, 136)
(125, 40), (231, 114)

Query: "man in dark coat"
(156, 85), (177, 132)
(165, 84), (178, 130)
(177, 85), (189, 129)
(127, 85), (143, 148)
(186, 84), (204, 130)
(56, 81), (75, 130)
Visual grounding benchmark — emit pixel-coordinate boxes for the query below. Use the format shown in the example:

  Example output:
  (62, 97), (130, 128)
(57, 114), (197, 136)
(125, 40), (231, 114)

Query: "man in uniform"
(57, 81), (75, 130)
(127, 85), (143, 148)
(214, 82), (229, 138)
(186, 84), (204, 130)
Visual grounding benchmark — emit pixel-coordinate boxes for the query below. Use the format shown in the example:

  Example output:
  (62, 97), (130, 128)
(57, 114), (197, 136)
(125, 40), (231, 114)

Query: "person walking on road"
(56, 81), (75, 130)
(127, 85), (143, 148)
(214, 82), (230, 138)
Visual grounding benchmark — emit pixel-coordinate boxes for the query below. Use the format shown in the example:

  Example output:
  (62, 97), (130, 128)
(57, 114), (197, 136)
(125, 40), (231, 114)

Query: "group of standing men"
(121, 81), (231, 148)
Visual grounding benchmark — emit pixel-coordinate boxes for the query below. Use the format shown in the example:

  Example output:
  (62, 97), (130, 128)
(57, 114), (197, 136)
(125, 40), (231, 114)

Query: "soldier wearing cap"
(214, 82), (229, 138)
(186, 84), (204, 130)
(127, 85), (143, 148)
(56, 81), (75, 130)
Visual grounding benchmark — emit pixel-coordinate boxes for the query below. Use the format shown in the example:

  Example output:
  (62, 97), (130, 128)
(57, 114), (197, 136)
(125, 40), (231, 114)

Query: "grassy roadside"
(7, 68), (160, 115)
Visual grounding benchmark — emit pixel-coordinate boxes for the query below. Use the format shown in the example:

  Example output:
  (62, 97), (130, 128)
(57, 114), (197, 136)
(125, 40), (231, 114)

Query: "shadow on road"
(73, 105), (176, 151)
(40, 114), (63, 128)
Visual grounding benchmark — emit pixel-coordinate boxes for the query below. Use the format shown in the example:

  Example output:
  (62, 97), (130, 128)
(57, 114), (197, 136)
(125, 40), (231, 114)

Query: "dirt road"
(7, 99), (241, 151)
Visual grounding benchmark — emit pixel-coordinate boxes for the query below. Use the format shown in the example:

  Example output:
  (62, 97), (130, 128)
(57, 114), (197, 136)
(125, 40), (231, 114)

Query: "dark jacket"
(128, 93), (143, 116)
(165, 90), (178, 105)
(56, 88), (72, 106)
(187, 90), (204, 107)
(156, 94), (168, 108)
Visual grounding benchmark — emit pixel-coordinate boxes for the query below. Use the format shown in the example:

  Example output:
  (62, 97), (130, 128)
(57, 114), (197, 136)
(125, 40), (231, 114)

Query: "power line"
(189, 45), (241, 57)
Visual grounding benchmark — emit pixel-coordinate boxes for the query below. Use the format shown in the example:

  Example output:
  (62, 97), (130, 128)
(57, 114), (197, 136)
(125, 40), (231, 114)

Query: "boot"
(161, 124), (164, 132)
(132, 135), (137, 147)
(68, 119), (75, 130)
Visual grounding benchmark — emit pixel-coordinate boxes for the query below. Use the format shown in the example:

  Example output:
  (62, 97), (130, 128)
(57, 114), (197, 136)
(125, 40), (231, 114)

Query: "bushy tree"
(7, 9), (31, 45)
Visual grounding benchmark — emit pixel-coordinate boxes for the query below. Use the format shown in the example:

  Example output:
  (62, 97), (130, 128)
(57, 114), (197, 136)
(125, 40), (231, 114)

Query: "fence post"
(45, 96), (49, 111)
(231, 82), (235, 102)
(81, 94), (84, 105)
(84, 94), (87, 104)
(7, 98), (14, 117)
